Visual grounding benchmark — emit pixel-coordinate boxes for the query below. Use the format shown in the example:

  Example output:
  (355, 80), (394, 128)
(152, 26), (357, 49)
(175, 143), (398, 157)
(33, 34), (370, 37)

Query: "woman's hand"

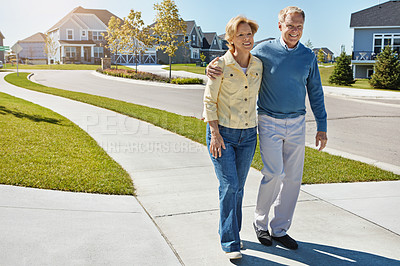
(210, 132), (226, 158)
(208, 120), (226, 158)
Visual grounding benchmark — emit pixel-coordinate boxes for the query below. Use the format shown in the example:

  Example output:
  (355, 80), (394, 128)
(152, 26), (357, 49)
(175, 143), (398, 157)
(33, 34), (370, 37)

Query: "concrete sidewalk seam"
(135, 196), (185, 265)
(301, 190), (400, 237)
(0, 205), (141, 214)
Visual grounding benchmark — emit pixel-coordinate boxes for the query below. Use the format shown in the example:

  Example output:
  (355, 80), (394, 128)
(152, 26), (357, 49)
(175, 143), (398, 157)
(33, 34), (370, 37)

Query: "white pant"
(254, 114), (306, 237)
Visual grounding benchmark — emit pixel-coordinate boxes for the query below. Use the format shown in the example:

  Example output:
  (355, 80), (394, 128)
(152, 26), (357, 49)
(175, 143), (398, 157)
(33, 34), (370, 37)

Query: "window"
(213, 39), (217, 45)
(192, 35), (196, 42)
(92, 31), (104, 41)
(373, 33), (400, 54)
(81, 30), (87, 39)
(66, 47), (76, 58)
(191, 48), (199, 59)
(67, 29), (73, 40)
(185, 36), (189, 42)
(94, 47), (104, 58)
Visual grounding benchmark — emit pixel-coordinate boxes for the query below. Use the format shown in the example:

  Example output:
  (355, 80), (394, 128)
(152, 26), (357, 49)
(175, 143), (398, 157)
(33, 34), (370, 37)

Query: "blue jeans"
(206, 124), (257, 252)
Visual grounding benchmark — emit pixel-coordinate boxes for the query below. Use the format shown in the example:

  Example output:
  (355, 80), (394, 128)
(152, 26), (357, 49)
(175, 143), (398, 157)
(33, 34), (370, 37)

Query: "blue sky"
(0, 0), (382, 55)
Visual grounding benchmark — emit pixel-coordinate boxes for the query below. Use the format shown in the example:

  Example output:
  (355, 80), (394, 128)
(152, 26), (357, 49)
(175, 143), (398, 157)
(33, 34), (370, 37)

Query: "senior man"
(207, 6), (328, 250)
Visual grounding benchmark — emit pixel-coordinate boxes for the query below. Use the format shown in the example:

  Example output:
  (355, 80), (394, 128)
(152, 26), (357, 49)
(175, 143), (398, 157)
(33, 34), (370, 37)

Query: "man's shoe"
(272, 234), (298, 250)
(253, 223), (272, 246)
(225, 251), (242, 260)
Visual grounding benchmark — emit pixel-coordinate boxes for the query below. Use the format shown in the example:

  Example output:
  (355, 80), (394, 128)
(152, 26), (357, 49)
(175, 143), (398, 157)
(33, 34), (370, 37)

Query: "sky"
(0, 0), (383, 55)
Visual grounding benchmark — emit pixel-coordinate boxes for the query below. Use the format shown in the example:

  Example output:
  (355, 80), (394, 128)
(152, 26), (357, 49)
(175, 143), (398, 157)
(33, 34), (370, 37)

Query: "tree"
(317, 49), (325, 63)
(103, 16), (124, 69)
(153, 0), (186, 81)
(44, 33), (58, 65)
(304, 39), (313, 49)
(369, 45), (400, 90)
(122, 9), (153, 73)
(329, 51), (355, 86)
(200, 52), (206, 63)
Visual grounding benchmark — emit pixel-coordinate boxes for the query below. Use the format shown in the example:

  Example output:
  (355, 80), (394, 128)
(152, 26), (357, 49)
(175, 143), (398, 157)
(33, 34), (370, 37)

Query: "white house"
(46, 6), (117, 64)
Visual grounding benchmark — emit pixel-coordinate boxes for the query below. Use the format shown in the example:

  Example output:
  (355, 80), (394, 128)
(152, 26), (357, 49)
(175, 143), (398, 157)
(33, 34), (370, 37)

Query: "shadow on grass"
(231, 240), (400, 265)
(0, 106), (63, 125)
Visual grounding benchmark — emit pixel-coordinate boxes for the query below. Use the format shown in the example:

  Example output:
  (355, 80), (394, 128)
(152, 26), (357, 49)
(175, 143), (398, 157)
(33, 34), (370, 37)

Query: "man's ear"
(278, 21), (282, 32)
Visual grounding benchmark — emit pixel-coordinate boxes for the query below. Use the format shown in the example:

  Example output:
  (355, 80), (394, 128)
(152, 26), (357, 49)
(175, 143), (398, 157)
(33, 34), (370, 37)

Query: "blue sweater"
(252, 38), (327, 132)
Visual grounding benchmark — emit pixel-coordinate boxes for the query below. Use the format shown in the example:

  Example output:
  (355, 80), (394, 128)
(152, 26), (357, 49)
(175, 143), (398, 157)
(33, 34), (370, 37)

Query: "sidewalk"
(1, 73), (400, 265)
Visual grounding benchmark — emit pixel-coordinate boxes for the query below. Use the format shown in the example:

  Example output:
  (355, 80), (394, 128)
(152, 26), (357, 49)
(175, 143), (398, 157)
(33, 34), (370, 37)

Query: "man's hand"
(315, 131), (327, 151)
(206, 57), (223, 80)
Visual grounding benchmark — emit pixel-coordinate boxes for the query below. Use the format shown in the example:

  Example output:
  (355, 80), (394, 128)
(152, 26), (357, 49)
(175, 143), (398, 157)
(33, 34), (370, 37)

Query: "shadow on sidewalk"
(230, 240), (400, 265)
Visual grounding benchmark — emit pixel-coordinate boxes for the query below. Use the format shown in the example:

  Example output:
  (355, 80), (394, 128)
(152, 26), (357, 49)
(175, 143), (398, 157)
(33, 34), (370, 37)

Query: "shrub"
(96, 68), (204, 84)
(329, 51), (355, 86)
(369, 46), (400, 90)
(171, 77), (204, 84)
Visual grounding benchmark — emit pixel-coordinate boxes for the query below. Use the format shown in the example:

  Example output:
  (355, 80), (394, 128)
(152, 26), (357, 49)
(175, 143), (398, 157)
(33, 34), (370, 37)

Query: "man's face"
(279, 12), (304, 48)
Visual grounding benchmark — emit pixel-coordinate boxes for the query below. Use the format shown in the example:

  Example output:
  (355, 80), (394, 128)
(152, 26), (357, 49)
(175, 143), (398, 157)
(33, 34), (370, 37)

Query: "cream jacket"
(203, 51), (263, 129)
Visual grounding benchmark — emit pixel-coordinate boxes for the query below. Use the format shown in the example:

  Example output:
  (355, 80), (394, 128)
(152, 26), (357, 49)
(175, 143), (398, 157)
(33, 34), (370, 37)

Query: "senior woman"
(203, 15), (262, 260)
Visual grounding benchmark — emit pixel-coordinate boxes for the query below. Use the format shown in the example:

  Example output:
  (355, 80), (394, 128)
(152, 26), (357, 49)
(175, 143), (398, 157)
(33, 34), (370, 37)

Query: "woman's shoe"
(225, 251), (242, 260)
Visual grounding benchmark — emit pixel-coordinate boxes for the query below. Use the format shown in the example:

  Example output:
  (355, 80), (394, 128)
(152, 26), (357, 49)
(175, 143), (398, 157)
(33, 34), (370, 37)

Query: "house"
(152, 20), (226, 64)
(16, 32), (47, 64)
(350, 0), (400, 78)
(46, 6), (119, 64)
(0, 31), (5, 63)
(312, 47), (334, 63)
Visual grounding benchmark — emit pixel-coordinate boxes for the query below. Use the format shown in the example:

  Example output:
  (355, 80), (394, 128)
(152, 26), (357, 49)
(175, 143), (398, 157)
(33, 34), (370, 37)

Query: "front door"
(84, 47), (91, 62)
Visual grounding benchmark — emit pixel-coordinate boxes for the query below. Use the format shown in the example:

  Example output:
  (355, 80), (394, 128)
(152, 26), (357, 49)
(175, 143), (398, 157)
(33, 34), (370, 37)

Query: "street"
(30, 69), (400, 168)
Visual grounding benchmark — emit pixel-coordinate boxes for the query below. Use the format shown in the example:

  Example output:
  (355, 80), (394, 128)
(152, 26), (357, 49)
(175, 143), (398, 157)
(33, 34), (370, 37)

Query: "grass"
(318, 65), (375, 90)
(5, 72), (400, 185)
(0, 91), (134, 195)
(168, 62), (391, 91)
(162, 64), (207, 75)
(3, 63), (132, 70)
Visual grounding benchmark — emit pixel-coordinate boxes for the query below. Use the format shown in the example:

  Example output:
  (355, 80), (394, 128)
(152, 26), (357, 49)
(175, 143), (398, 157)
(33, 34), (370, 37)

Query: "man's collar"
(279, 37), (299, 51)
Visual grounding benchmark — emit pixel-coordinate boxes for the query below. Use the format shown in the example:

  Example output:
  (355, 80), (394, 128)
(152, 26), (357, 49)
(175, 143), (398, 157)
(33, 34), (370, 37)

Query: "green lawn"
(3, 63), (132, 70)
(162, 64), (207, 75)
(0, 91), (134, 195)
(319, 65), (375, 90)
(5, 72), (399, 185)
(167, 63), (383, 91)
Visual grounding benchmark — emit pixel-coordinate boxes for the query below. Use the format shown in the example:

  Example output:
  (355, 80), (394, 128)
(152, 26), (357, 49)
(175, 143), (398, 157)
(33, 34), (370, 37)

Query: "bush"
(96, 68), (204, 84)
(369, 46), (400, 90)
(171, 77), (203, 84)
(329, 51), (355, 86)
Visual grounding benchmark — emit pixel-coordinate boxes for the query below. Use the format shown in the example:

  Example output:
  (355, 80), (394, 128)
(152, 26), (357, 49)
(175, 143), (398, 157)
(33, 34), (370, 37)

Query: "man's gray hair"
(278, 6), (305, 23)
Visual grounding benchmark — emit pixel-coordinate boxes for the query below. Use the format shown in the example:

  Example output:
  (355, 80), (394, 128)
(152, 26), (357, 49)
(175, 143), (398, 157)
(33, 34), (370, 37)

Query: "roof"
(312, 47), (334, 55)
(0, 31), (4, 39)
(185, 21), (196, 34)
(203, 32), (217, 45)
(47, 6), (119, 32)
(18, 32), (46, 43)
(350, 1), (400, 27)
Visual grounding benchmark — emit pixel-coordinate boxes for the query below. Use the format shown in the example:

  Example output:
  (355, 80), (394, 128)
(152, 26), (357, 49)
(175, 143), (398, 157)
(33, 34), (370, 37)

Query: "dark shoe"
(253, 223), (272, 246)
(272, 234), (298, 250)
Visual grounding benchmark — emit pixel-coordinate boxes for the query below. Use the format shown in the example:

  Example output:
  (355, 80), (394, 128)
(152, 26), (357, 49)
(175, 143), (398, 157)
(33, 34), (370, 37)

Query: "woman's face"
(232, 22), (254, 54)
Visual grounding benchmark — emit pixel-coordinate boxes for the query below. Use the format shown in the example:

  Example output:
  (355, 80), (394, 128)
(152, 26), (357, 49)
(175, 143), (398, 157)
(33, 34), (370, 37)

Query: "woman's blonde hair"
(278, 6), (305, 23)
(225, 15), (259, 52)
